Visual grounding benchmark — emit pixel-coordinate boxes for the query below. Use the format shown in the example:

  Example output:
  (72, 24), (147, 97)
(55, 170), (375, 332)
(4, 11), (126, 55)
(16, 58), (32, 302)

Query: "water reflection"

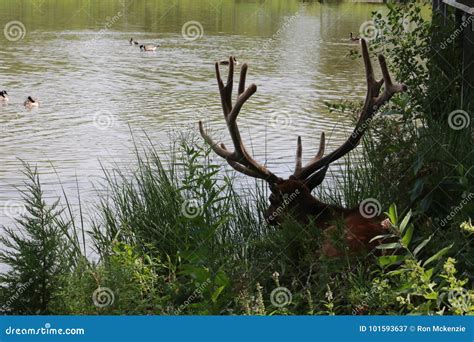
(0, 0), (383, 225)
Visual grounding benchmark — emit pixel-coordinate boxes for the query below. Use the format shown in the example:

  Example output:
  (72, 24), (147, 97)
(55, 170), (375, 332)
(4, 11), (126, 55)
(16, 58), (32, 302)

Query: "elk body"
(199, 40), (406, 257)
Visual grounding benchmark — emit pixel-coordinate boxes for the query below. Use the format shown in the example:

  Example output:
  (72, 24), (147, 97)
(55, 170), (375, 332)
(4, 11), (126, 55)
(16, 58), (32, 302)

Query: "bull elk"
(199, 40), (407, 257)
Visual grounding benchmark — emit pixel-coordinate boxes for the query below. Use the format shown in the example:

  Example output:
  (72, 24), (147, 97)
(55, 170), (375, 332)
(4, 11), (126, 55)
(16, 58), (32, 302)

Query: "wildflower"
(460, 219), (473, 234)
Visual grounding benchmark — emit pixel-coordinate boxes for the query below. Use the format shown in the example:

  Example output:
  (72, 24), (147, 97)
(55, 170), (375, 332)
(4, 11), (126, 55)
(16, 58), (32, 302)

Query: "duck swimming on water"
(0, 90), (8, 103)
(218, 57), (240, 66)
(24, 96), (39, 109)
(140, 44), (159, 52)
(350, 32), (360, 41)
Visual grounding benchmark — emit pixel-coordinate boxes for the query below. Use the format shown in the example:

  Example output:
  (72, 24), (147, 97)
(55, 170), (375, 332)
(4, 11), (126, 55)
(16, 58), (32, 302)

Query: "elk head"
(199, 40), (406, 255)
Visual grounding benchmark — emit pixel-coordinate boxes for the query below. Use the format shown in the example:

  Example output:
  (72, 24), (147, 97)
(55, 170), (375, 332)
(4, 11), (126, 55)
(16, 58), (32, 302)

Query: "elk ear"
(305, 165), (329, 191)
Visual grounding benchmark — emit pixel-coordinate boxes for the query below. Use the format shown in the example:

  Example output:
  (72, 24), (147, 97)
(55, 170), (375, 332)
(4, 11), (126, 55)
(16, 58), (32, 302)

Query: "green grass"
(0, 1), (472, 316)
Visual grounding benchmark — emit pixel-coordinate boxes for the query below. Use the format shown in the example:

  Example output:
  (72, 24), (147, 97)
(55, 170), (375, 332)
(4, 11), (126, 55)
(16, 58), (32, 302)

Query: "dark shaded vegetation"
(0, 2), (472, 315)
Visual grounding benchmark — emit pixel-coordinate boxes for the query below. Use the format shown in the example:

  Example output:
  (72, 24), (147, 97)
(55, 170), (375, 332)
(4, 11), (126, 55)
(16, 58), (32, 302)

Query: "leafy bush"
(0, 163), (76, 314)
(0, 1), (472, 316)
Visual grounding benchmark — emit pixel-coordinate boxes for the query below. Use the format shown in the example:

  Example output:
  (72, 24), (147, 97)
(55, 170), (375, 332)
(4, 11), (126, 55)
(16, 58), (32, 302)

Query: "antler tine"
(294, 133), (325, 178)
(199, 57), (282, 183)
(238, 63), (248, 96)
(198, 121), (232, 159)
(292, 39), (406, 182)
(216, 58), (233, 116)
(361, 39), (375, 86)
(374, 54), (407, 107)
(294, 136), (303, 176)
(361, 39), (383, 111)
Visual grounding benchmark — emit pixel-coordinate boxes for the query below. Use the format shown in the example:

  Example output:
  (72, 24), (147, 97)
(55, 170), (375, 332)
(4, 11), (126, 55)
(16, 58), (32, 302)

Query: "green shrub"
(0, 163), (76, 314)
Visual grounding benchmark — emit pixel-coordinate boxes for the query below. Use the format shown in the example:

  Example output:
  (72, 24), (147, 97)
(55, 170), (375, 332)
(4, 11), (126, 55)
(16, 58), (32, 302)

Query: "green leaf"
(420, 193), (433, 212)
(211, 285), (226, 303)
(410, 179), (424, 201)
(385, 203), (398, 224)
(401, 224), (414, 247)
(399, 210), (412, 234)
(413, 155), (424, 175)
(376, 242), (402, 250)
(424, 268), (434, 281)
(369, 234), (398, 243)
(387, 268), (410, 276)
(378, 255), (407, 267)
(423, 292), (438, 300)
(413, 235), (432, 256)
(423, 244), (453, 267)
(215, 270), (230, 287)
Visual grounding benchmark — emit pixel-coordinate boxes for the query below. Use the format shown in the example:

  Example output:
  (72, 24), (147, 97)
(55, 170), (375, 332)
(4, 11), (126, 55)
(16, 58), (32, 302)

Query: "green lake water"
(0, 0), (385, 224)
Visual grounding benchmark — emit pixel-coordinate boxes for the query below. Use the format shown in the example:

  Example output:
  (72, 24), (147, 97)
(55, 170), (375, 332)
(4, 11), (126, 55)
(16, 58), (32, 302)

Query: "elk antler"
(199, 57), (282, 184)
(292, 39), (407, 189)
(199, 40), (406, 189)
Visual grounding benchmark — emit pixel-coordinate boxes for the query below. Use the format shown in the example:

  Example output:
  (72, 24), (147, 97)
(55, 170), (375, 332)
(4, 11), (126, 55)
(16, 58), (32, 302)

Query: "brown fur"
(265, 179), (388, 257)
